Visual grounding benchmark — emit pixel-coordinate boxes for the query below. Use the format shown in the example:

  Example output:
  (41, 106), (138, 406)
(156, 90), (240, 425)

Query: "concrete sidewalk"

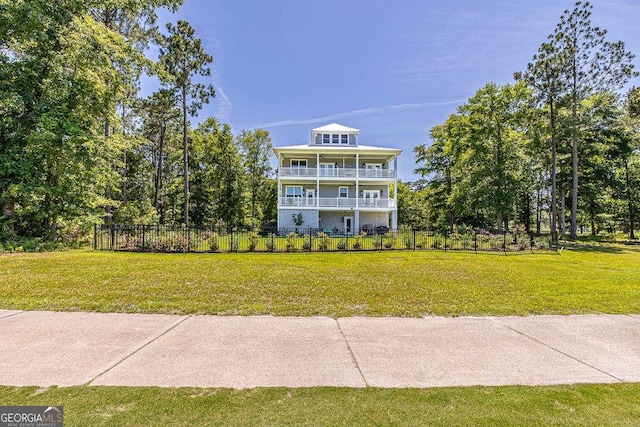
(0, 310), (638, 389)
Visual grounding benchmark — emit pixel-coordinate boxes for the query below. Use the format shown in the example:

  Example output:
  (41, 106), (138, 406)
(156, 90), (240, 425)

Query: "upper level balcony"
(278, 197), (396, 209)
(279, 167), (396, 179)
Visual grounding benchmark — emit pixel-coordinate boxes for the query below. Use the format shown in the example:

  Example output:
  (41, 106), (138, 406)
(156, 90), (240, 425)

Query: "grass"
(0, 242), (639, 317)
(0, 384), (639, 426)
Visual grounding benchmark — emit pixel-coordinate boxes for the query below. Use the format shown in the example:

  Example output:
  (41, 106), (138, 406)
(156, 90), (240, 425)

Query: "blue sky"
(149, 0), (640, 181)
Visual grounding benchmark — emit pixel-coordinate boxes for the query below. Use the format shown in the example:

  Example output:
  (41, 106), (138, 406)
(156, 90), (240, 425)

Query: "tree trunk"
(590, 211), (596, 236)
(105, 121), (113, 224)
(497, 212), (503, 233)
(182, 88), (189, 227)
(549, 97), (558, 235)
(570, 74), (578, 241)
(154, 124), (166, 216)
(624, 159), (635, 239)
(560, 188), (566, 235)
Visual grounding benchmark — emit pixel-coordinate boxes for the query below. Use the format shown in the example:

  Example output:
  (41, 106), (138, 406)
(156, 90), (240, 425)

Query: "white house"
(274, 123), (402, 233)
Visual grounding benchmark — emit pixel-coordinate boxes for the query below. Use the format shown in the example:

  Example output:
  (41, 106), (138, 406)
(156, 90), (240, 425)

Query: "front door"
(344, 216), (353, 234)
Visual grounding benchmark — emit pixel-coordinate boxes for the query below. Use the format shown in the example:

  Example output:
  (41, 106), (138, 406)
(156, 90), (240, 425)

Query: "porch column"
(393, 156), (398, 230)
(316, 153), (320, 208)
(355, 153), (359, 208)
(354, 209), (360, 233)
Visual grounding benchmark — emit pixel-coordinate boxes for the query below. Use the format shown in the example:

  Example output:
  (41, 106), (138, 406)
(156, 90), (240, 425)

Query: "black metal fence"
(94, 225), (558, 254)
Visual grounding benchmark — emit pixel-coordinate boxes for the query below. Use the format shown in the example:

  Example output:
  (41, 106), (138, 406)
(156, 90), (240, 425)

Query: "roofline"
(273, 145), (402, 155)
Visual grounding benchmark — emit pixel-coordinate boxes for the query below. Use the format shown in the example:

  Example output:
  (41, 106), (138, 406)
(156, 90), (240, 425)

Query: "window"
(341, 134), (348, 144)
(332, 134), (339, 144)
(286, 186), (303, 198)
(290, 159), (307, 168)
(322, 134), (330, 144)
(338, 186), (348, 198)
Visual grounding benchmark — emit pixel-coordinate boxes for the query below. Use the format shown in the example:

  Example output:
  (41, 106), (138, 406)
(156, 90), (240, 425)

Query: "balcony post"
(316, 153), (320, 207)
(355, 153), (359, 208)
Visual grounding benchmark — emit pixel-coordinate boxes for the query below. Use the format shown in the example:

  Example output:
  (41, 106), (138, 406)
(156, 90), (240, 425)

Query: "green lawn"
(1, 384), (639, 426)
(0, 242), (638, 316)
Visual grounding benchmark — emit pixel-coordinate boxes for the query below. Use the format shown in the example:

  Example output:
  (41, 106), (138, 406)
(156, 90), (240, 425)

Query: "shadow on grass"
(560, 242), (627, 254)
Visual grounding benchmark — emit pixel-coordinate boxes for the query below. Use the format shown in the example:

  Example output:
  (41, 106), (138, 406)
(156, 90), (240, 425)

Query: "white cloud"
(255, 99), (467, 129)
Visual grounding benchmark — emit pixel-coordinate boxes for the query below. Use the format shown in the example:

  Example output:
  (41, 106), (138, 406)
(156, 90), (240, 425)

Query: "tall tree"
(550, 1), (637, 239)
(159, 20), (215, 227)
(140, 89), (180, 219)
(515, 40), (567, 235)
(237, 129), (273, 228)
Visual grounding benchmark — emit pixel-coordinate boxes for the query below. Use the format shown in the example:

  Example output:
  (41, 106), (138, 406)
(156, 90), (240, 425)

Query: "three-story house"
(274, 123), (402, 234)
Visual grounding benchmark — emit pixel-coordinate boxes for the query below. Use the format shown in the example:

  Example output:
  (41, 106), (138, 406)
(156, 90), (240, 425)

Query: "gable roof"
(311, 123), (360, 133)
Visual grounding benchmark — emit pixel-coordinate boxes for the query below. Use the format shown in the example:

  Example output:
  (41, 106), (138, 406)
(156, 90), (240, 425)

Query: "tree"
(190, 118), (244, 227)
(0, 1), (135, 238)
(140, 89), (180, 219)
(451, 82), (532, 232)
(159, 20), (215, 227)
(550, 1), (637, 239)
(237, 129), (273, 228)
(515, 39), (567, 234)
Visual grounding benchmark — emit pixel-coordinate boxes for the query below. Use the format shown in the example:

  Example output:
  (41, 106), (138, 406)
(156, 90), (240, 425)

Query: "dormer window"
(322, 134), (330, 144)
(341, 134), (348, 144)
(331, 134), (339, 144)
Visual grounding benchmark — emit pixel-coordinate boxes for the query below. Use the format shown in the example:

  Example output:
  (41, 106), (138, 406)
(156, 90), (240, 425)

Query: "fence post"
(93, 224), (97, 250)
(413, 229), (416, 251)
(474, 230), (477, 254)
(110, 224), (115, 251)
(142, 225), (146, 252)
(444, 231), (447, 252)
(271, 232), (275, 253)
(503, 232), (507, 255)
(308, 231), (312, 252)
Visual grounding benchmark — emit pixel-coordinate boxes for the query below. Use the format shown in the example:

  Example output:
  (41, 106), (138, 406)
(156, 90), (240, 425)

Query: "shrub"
(286, 232), (298, 252)
(265, 234), (276, 252)
(248, 232), (259, 252)
(460, 233), (472, 250)
(337, 239), (347, 250)
(383, 236), (396, 249)
(317, 232), (330, 251)
(229, 235), (240, 252)
(403, 234), (413, 249)
(208, 233), (220, 252)
(430, 234), (443, 249)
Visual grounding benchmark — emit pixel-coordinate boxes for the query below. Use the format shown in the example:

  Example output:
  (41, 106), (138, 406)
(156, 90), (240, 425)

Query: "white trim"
(338, 186), (349, 198)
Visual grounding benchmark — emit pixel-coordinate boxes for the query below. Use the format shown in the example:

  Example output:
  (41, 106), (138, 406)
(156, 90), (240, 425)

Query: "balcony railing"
(279, 167), (395, 179)
(278, 197), (395, 208)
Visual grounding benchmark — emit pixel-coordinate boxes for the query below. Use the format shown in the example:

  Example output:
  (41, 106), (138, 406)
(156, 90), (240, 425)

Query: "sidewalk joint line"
(336, 318), (369, 387)
(87, 314), (192, 386)
(490, 318), (623, 382)
(0, 311), (25, 320)
(626, 315), (640, 322)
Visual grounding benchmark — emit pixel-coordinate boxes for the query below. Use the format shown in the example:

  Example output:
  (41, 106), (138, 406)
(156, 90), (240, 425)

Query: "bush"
(430, 234), (443, 249)
(265, 234), (276, 252)
(248, 232), (259, 252)
(316, 232), (330, 251)
(229, 235), (240, 252)
(461, 233), (472, 250)
(208, 233), (220, 252)
(337, 239), (347, 251)
(286, 232), (298, 252)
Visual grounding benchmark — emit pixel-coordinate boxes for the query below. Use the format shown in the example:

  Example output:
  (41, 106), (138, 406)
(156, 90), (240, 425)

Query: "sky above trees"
(147, 0), (640, 180)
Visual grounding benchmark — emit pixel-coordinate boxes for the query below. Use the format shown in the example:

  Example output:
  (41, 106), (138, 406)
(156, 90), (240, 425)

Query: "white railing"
(280, 167), (318, 177)
(280, 167), (395, 179)
(278, 197), (395, 208)
(358, 169), (395, 179)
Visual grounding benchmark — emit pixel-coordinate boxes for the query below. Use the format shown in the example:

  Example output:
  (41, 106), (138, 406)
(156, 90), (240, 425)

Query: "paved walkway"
(0, 310), (638, 388)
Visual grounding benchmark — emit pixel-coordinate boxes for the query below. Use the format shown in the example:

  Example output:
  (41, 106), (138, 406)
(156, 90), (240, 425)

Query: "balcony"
(278, 197), (396, 209)
(279, 167), (395, 179)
